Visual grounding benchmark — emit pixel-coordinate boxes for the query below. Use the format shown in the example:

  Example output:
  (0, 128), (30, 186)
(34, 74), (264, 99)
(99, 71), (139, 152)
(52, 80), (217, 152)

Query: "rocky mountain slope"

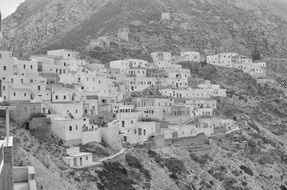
(2, 1), (287, 190)
(2, 0), (287, 59)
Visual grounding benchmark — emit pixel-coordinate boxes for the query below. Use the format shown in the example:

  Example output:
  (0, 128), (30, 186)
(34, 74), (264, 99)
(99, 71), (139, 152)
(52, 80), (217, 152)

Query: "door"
(74, 158), (76, 167)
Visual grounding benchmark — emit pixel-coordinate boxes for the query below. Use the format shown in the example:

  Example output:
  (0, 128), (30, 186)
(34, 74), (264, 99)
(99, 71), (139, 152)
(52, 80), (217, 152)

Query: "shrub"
(232, 170), (241, 177)
(125, 153), (151, 180)
(148, 150), (185, 175)
(169, 172), (178, 180)
(239, 165), (254, 176)
(223, 177), (237, 190)
(125, 153), (143, 169)
(213, 172), (225, 181)
(164, 157), (185, 173)
(190, 153), (212, 165)
(28, 112), (46, 121)
(241, 181), (248, 186)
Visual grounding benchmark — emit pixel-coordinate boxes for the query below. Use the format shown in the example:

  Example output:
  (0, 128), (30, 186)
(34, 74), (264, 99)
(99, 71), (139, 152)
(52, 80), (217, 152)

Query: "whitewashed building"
(63, 147), (93, 168)
(180, 51), (200, 62)
(207, 53), (239, 67)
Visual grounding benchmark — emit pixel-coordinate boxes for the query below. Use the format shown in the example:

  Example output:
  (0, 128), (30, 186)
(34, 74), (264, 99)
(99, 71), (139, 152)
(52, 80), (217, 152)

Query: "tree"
(251, 48), (261, 61)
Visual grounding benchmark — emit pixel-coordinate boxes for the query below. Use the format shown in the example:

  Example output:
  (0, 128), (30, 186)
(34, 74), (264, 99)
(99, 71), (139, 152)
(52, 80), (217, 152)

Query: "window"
(14, 92), (16, 96)
(0, 54), (1, 58)
(76, 125), (78, 130)
(11, 79), (13, 83)
(24, 107), (28, 112)
(143, 129), (146, 136)
(23, 65), (26, 69)
(38, 86), (41, 91)
(3, 66), (6, 71)
(31, 65), (33, 69)
(69, 126), (72, 131)
(86, 156), (88, 160)
(63, 95), (66, 100)
(122, 121), (125, 127)
(3, 86), (5, 91)
(131, 120), (133, 124)
(55, 95), (58, 100)
(24, 93), (27, 97)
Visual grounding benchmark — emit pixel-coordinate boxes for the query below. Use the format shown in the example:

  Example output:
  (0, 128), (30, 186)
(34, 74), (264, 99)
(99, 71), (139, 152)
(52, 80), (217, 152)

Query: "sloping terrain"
(2, 0), (287, 59)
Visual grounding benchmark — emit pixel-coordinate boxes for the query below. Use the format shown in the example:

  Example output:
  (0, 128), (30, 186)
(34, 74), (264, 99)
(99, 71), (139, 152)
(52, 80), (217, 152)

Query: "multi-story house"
(48, 88), (101, 145)
(132, 97), (173, 120)
(185, 98), (217, 117)
(126, 68), (147, 77)
(234, 59), (266, 78)
(32, 54), (69, 75)
(13, 58), (38, 75)
(126, 76), (158, 92)
(0, 51), (13, 78)
(160, 88), (211, 99)
(151, 52), (172, 68)
(180, 51), (200, 62)
(109, 60), (130, 74)
(207, 53), (239, 67)
(197, 80), (227, 97)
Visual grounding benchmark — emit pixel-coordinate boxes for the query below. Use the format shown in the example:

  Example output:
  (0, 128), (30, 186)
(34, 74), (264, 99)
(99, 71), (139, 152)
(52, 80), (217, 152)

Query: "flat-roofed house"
(63, 147), (93, 168)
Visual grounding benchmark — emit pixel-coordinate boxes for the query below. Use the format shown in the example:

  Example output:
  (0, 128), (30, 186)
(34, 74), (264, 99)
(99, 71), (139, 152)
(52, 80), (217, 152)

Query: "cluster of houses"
(0, 48), (256, 168)
(206, 53), (266, 77)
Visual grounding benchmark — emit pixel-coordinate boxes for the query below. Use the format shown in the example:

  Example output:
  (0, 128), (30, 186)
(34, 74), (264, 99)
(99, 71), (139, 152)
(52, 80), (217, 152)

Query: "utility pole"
(0, 103), (16, 143)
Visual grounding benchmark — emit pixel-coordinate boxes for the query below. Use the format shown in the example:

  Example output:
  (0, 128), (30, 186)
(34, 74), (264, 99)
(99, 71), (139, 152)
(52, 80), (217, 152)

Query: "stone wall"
(9, 101), (42, 124)
(81, 129), (101, 145)
(165, 133), (207, 146)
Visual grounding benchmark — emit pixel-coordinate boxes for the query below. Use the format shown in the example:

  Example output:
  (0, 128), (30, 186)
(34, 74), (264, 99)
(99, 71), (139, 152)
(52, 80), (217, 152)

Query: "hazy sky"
(1, 0), (25, 18)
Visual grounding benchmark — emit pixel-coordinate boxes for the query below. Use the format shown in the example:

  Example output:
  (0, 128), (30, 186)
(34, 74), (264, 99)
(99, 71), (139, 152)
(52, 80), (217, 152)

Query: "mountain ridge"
(2, 0), (287, 59)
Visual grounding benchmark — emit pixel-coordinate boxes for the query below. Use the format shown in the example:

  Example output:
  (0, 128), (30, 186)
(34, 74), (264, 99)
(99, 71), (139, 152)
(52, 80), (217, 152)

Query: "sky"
(1, 0), (25, 18)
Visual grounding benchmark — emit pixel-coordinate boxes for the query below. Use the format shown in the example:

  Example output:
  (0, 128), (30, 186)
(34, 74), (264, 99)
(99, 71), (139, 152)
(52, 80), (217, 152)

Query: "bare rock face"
(1, 0), (287, 59)
(1, 0), (115, 57)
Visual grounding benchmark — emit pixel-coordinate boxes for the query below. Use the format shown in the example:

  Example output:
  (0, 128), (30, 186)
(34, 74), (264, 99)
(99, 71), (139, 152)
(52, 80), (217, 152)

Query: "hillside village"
(1, 7), (286, 190)
(0, 36), (267, 166)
